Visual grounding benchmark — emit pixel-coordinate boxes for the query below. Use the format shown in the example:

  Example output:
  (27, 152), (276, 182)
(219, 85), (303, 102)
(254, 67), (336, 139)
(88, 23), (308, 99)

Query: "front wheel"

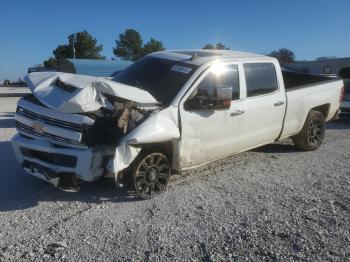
(292, 110), (325, 151)
(132, 151), (171, 200)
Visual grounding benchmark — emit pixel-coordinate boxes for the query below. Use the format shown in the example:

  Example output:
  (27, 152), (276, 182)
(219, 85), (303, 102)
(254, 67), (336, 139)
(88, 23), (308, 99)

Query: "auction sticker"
(171, 65), (192, 74)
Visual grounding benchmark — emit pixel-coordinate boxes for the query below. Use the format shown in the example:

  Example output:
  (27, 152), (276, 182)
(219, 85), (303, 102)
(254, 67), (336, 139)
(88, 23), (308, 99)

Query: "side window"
(195, 64), (240, 100)
(244, 63), (278, 97)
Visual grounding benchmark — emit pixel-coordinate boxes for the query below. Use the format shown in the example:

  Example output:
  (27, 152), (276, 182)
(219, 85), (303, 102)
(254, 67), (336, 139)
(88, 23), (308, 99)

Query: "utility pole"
(72, 34), (76, 59)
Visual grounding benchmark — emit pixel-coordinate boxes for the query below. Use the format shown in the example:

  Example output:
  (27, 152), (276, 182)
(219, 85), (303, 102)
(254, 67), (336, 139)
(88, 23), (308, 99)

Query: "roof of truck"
(150, 49), (273, 65)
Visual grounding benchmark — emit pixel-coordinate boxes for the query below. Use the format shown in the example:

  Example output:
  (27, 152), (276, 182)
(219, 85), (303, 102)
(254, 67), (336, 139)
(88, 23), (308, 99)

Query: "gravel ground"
(0, 93), (349, 261)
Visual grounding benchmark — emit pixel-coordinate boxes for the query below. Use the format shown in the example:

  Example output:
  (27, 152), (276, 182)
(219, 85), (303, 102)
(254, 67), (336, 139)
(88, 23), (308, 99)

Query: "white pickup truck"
(12, 50), (344, 199)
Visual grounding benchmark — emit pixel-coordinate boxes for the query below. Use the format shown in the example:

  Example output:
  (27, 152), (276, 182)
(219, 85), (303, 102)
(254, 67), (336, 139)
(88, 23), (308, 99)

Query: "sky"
(0, 0), (349, 81)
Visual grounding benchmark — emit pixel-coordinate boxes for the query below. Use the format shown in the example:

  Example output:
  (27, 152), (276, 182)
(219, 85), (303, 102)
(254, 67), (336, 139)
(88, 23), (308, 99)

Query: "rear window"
(244, 63), (278, 97)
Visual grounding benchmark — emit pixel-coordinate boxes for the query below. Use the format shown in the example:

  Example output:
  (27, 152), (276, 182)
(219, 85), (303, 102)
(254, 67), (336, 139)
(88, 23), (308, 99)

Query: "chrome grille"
(16, 106), (83, 131)
(14, 99), (94, 148)
(16, 122), (81, 145)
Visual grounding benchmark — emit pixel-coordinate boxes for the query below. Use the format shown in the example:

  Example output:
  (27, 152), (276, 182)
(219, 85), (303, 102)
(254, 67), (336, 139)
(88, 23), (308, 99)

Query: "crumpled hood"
(25, 72), (159, 113)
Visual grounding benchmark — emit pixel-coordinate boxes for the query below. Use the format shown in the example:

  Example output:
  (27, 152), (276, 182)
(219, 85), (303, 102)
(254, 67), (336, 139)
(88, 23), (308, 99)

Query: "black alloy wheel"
(292, 110), (325, 151)
(133, 152), (171, 199)
(308, 118), (324, 145)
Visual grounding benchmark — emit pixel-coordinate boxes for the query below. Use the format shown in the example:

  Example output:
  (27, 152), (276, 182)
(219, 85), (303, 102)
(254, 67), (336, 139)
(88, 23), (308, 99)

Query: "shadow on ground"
(0, 141), (140, 213)
(0, 117), (16, 128)
(326, 115), (350, 130)
(1, 115), (349, 213)
(252, 143), (301, 154)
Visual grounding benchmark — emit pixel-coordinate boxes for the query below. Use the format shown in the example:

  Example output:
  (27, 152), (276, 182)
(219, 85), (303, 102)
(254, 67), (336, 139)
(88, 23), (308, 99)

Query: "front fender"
(126, 106), (180, 144)
(107, 106), (180, 175)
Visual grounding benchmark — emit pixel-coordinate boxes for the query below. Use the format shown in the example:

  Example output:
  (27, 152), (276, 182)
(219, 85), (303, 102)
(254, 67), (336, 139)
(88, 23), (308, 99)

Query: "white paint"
(12, 134), (114, 182)
(280, 80), (343, 139)
(126, 107), (180, 144)
(106, 107), (180, 175)
(13, 50), (343, 185)
(25, 72), (158, 114)
(18, 99), (95, 125)
(15, 113), (82, 143)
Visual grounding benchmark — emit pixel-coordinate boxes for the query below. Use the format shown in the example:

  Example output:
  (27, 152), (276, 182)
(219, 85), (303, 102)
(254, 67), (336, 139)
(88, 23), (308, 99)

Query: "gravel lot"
(0, 92), (349, 261)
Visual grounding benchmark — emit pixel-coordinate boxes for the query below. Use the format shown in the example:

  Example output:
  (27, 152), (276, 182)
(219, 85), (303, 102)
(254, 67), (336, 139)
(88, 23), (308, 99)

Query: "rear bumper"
(11, 134), (114, 184)
(330, 108), (341, 121)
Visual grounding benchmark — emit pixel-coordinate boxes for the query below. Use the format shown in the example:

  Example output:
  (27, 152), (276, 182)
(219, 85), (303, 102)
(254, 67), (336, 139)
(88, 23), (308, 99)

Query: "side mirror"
(184, 86), (232, 110)
(215, 85), (233, 104)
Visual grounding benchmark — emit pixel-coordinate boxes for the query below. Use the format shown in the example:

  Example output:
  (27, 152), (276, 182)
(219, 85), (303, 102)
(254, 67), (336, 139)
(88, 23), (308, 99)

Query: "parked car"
(12, 50), (343, 199)
(340, 78), (350, 114)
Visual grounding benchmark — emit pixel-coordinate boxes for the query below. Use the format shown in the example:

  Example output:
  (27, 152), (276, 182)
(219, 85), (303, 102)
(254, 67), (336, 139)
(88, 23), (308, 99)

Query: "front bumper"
(11, 134), (114, 185)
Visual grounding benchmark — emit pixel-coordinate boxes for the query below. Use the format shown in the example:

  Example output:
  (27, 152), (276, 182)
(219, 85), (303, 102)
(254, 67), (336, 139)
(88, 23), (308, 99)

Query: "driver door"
(178, 63), (246, 168)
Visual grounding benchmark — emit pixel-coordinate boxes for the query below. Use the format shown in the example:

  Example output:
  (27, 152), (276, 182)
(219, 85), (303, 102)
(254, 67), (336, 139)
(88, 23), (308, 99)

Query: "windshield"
(112, 56), (198, 104)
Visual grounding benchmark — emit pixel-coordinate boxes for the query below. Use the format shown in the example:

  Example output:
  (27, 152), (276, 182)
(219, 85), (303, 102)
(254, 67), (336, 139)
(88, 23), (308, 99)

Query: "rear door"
(237, 62), (286, 148)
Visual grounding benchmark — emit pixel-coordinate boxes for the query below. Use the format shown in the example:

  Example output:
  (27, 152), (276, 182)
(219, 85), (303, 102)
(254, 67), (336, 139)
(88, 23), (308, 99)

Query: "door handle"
(274, 101), (285, 106)
(230, 110), (245, 116)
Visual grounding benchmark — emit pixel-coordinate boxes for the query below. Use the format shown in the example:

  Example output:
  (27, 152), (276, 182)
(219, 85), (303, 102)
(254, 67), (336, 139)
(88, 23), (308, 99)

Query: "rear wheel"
(132, 151), (171, 200)
(292, 110), (325, 151)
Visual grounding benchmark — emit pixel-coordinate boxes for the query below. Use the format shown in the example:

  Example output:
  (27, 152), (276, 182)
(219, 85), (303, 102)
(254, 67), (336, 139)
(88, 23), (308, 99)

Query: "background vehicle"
(11, 50), (343, 199)
(340, 78), (350, 114)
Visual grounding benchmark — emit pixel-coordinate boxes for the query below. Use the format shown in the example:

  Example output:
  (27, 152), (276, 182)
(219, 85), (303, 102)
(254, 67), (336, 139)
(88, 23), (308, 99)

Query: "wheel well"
(311, 104), (330, 119)
(141, 142), (174, 165)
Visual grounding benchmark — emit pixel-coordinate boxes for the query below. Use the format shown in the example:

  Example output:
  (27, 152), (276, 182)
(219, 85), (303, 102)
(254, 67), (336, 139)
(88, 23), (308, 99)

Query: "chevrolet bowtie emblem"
(31, 121), (45, 134)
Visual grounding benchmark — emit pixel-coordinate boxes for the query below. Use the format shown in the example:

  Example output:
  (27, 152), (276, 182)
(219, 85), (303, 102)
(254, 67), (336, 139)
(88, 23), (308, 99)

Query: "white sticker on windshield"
(171, 65), (192, 74)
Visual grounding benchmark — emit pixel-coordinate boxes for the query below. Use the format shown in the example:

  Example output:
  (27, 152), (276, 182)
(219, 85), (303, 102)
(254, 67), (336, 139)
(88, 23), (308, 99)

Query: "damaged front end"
(82, 99), (158, 147)
(12, 72), (163, 190)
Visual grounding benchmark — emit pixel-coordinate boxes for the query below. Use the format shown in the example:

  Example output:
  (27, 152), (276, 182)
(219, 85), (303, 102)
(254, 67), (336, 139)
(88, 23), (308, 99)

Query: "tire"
(131, 151), (171, 200)
(292, 110), (325, 151)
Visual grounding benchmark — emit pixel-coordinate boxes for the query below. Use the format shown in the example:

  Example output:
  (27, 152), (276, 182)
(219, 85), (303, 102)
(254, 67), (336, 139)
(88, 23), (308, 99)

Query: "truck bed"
(279, 73), (343, 140)
(281, 68), (338, 91)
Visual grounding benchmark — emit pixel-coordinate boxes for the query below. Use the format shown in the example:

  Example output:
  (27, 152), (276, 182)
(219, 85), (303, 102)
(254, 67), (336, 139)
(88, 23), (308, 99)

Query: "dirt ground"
(0, 92), (349, 261)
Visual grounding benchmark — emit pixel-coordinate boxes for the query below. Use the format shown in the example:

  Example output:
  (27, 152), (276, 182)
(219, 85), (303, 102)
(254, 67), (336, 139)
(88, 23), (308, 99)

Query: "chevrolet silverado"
(12, 50), (344, 199)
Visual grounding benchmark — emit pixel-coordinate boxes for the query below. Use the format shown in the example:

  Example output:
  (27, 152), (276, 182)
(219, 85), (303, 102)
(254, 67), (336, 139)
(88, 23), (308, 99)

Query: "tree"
(2, 80), (11, 86)
(113, 29), (165, 61)
(215, 43), (229, 50)
(43, 57), (58, 68)
(268, 48), (295, 63)
(69, 31), (104, 60)
(142, 38), (165, 57)
(43, 31), (105, 68)
(202, 43), (230, 50)
(113, 29), (143, 61)
(202, 44), (214, 49)
(17, 78), (25, 84)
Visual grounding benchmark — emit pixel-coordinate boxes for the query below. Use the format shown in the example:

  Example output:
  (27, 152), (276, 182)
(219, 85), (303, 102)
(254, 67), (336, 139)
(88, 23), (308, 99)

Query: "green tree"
(202, 44), (214, 49)
(113, 29), (143, 61)
(142, 38), (165, 57)
(202, 43), (230, 50)
(113, 29), (165, 61)
(269, 48), (295, 63)
(43, 57), (58, 68)
(43, 31), (105, 68)
(215, 43), (229, 50)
